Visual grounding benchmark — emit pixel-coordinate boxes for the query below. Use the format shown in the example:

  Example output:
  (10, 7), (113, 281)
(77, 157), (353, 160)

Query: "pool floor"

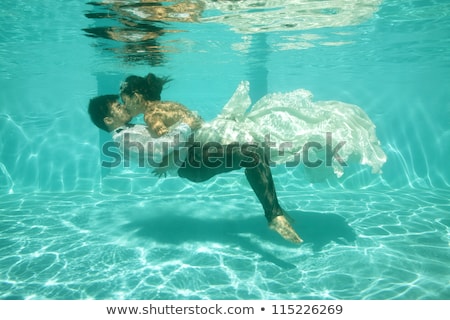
(1, 187), (448, 300)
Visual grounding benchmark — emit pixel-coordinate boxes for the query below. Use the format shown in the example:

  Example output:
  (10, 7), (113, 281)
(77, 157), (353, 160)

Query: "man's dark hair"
(88, 94), (119, 132)
(120, 73), (171, 101)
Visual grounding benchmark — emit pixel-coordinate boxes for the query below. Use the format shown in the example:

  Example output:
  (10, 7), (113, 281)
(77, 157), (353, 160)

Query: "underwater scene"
(0, 0), (449, 299)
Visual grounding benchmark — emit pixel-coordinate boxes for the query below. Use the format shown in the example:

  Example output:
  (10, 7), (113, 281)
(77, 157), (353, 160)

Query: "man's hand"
(152, 167), (168, 178)
(152, 150), (180, 179)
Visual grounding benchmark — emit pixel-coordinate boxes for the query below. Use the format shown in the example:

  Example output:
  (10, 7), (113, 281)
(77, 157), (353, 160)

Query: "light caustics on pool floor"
(1, 0), (449, 301)
(0, 188), (448, 300)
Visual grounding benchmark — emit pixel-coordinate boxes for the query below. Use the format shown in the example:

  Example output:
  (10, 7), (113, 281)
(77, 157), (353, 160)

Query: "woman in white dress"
(119, 73), (386, 181)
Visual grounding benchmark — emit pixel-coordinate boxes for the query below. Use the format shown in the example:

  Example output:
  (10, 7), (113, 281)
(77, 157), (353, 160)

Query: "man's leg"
(177, 143), (302, 243)
(243, 148), (303, 243)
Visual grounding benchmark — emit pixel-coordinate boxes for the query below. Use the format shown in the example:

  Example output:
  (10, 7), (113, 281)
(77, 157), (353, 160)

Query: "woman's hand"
(145, 113), (169, 137)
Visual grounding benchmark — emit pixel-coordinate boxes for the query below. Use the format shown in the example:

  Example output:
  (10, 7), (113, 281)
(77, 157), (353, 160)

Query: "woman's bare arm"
(144, 101), (203, 136)
(144, 113), (169, 137)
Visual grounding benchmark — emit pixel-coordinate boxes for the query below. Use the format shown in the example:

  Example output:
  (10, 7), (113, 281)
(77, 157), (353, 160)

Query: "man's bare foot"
(269, 215), (303, 244)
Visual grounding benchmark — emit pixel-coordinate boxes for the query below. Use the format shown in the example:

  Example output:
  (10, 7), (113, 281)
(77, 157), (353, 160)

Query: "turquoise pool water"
(0, 0), (449, 299)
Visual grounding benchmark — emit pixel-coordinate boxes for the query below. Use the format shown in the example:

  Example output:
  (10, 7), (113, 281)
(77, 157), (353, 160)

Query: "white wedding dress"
(194, 81), (387, 179)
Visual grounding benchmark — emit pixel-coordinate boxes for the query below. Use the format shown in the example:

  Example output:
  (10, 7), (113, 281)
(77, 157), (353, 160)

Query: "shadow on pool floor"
(122, 210), (356, 269)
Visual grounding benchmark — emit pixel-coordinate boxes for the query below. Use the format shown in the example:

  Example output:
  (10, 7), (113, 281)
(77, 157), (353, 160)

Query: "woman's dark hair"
(120, 73), (171, 101)
(88, 94), (119, 132)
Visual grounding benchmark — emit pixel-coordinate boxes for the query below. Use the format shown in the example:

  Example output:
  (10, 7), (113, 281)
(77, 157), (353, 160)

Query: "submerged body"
(134, 81), (387, 178)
